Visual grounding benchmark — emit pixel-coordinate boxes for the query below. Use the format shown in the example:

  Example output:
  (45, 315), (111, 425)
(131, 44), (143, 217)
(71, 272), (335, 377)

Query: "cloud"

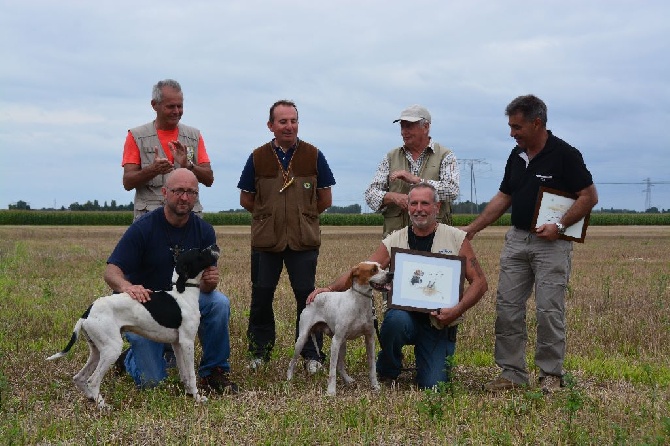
(1, 105), (106, 126)
(1, 0), (669, 212)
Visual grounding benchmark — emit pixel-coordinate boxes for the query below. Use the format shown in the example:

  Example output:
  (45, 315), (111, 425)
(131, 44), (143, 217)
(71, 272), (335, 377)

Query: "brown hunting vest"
(250, 141), (321, 252)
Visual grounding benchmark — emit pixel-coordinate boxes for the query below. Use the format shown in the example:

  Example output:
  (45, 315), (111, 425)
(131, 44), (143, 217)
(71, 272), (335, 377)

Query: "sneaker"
(484, 376), (523, 392)
(199, 366), (240, 394)
(305, 359), (323, 375)
(113, 349), (129, 376)
(247, 357), (264, 371)
(377, 374), (397, 388)
(539, 375), (563, 394)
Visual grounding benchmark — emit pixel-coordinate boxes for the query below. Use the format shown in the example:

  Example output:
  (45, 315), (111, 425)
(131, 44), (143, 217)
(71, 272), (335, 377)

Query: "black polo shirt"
(499, 131), (594, 231)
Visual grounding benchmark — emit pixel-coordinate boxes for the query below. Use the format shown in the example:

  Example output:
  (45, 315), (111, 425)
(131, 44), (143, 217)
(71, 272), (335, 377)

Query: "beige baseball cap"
(393, 104), (431, 123)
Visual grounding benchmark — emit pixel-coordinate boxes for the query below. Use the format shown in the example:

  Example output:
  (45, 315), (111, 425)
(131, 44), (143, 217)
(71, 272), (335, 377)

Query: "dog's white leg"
(73, 335), (99, 400)
(85, 334), (123, 410)
(174, 339), (206, 404)
(365, 333), (380, 391)
(172, 342), (186, 384)
(287, 330), (311, 381)
(327, 336), (343, 396)
(336, 341), (355, 385)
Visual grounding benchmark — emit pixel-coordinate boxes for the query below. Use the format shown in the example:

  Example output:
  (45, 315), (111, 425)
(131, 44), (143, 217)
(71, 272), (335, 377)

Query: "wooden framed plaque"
(531, 186), (590, 243)
(388, 248), (465, 312)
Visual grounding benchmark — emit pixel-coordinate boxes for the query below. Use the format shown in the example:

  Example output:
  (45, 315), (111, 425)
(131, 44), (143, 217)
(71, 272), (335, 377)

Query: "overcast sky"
(2, 0), (669, 213)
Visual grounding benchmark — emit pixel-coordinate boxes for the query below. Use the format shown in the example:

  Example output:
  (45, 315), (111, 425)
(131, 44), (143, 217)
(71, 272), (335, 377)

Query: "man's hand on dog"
(307, 287), (331, 304)
(123, 284), (153, 303)
(199, 266), (219, 293)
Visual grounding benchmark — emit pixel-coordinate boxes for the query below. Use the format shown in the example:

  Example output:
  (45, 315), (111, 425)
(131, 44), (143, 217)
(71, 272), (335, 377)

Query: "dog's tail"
(46, 308), (88, 360)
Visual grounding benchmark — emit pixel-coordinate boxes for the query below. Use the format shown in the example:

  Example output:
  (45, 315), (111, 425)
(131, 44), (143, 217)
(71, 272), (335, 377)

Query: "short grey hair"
(505, 94), (547, 126)
(152, 79), (182, 103)
(408, 182), (439, 203)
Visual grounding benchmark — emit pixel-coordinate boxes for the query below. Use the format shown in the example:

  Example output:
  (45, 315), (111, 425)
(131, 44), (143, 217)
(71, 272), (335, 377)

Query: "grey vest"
(382, 142), (453, 237)
(129, 122), (202, 215)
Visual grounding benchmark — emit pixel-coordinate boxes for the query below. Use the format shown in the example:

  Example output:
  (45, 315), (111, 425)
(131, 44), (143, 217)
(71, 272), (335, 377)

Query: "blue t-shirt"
(237, 138), (336, 192)
(107, 208), (217, 291)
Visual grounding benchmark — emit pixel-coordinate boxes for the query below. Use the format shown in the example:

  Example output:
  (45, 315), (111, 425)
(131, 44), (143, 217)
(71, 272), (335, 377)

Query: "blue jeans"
(376, 309), (457, 389)
(124, 290), (232, 389)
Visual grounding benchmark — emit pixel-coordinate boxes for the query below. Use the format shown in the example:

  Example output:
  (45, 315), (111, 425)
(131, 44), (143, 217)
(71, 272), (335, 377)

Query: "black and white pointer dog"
(47, 245), (220, 409)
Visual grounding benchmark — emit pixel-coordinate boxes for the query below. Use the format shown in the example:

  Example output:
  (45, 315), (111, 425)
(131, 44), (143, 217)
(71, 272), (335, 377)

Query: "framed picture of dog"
(388, 247), (465, 313)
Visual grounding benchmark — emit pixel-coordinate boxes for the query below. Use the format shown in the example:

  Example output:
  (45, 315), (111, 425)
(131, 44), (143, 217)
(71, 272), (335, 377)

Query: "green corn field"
(0, 210), (668, 226)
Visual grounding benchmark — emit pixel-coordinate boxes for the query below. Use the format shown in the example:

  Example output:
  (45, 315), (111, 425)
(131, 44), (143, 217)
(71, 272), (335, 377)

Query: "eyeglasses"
(169, 188), (199, 198)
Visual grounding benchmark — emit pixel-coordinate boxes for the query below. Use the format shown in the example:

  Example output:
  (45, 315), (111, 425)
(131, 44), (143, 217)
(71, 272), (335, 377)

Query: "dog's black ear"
(175, 260), (188, 278)
(176, 274), (187, 293)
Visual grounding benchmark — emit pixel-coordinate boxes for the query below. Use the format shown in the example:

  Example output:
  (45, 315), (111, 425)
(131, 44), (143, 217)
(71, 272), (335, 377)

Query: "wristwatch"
(556, 222), (566, 235)
(187, 160), (195, 170)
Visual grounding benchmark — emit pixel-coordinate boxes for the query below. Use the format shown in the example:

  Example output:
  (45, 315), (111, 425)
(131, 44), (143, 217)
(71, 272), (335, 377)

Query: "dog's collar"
(171, 282), (200, 289)
(352, 284), (374, 299)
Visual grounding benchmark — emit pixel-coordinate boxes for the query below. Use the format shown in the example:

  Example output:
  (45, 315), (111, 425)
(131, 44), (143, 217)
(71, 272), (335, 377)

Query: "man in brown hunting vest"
(365, 105), (460, 237)
(237, 100), (336, 374)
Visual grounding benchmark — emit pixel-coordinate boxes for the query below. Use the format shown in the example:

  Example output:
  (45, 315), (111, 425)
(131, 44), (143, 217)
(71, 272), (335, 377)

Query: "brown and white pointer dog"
(287, 261), (392, 396)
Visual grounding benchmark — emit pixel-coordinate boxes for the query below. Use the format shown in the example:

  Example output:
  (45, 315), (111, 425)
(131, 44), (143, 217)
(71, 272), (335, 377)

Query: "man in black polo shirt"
(463, 95), (598, 393)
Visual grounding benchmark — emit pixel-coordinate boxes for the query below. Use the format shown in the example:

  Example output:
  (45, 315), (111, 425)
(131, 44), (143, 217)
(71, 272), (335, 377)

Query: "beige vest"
(382, 143), (453, 237)
(129, 122), (202, 216)
(250, 141), (321, 252)
(382, 224), (465, 257)
(382, 224), (466, 328)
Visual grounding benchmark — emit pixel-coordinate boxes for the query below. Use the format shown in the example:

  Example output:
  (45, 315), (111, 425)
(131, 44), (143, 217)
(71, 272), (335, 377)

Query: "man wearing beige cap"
(365, 105), (460, 237)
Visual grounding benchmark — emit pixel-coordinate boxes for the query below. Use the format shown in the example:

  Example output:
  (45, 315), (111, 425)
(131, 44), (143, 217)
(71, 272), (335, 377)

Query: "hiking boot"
(113, 349), (129, 376)
(199, 366), (240, 394)
(305, 359), (323, 375)
(539, 375), (563, 394)
(484, 376), (523, 392)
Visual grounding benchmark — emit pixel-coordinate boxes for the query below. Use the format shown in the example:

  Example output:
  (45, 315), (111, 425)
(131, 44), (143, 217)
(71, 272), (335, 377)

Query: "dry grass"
(0, 225), (669, 445)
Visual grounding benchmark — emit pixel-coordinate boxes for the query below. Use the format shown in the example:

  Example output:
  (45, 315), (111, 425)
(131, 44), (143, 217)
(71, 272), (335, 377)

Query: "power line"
(598, 178), (670, 210)
(458, 159), (489, 213)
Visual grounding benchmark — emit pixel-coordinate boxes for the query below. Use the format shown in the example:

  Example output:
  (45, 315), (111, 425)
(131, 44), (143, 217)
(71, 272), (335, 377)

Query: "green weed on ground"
(0, 226), (668, 445)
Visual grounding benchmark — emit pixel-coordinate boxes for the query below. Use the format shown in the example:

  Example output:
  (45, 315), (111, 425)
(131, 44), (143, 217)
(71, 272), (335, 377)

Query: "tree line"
(8, 199), (667, 214)
(9, 199), (133, 211)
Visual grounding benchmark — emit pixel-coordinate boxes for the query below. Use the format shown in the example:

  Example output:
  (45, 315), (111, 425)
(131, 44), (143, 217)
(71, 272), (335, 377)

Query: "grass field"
(0, 225), (668, 445)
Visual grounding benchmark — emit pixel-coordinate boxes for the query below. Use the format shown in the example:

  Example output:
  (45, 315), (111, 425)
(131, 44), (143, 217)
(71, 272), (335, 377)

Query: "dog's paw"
(194, 394), (208, 404)
(94, 397), (112, 411)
